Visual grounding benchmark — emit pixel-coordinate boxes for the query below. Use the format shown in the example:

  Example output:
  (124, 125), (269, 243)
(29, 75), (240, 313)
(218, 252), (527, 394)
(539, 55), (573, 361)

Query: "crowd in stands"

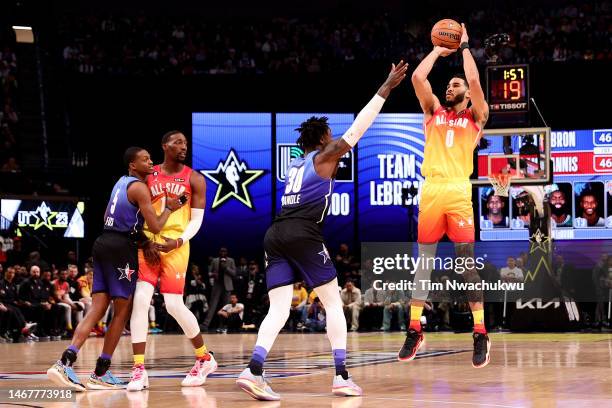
(1, 238), (610, 343)
(0, 46), (19, 174)
(58, 1), (611, 76)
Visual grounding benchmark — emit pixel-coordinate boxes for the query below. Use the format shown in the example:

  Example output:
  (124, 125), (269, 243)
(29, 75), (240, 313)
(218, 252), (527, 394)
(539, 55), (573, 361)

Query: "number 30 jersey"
(421, 106), (482, 180)
(276, 150), (334, 224)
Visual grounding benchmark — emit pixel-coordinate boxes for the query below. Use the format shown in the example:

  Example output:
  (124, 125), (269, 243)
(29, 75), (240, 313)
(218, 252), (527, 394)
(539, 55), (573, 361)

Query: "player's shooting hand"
(460, 23), (469, 44)
(143, 240), (161, 267)
(156, 236), (180, 253)
(434, 46), (457, 57)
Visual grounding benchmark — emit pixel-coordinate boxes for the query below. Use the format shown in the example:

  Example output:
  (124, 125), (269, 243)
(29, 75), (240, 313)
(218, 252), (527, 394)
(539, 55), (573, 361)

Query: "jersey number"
(110, 189), (120, 214)
(445, 130), (454, 147)
(285, 167), (305, 194)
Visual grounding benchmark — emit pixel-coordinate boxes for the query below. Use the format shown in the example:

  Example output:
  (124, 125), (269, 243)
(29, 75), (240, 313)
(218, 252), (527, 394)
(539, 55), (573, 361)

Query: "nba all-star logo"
(200, 149), (265, 210)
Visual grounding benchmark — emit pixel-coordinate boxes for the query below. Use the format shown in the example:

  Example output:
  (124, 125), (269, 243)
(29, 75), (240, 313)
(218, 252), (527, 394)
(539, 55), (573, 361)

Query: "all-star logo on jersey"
(200, 149), (265, 210)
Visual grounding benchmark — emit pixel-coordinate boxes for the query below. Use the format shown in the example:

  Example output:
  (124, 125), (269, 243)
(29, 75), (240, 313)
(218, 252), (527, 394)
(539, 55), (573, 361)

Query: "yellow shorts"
(417, 179), (475, 244)
(138, 241), (189, 294)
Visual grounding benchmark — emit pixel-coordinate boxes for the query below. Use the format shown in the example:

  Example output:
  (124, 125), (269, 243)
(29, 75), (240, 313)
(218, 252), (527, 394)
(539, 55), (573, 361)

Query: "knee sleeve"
(131, 281), (154, 343)
(255, 285), (293, 351)
(163, 293), (200, 339)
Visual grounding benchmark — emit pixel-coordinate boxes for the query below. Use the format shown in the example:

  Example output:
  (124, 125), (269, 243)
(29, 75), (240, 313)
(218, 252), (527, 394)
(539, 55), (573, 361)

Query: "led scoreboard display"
(486, 64), (529, 113)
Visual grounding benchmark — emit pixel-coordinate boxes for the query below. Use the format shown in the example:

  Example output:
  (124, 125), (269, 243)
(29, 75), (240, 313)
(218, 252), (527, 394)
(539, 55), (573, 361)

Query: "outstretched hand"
(385, 60), (408, 89)
(461, 23), (469, 44)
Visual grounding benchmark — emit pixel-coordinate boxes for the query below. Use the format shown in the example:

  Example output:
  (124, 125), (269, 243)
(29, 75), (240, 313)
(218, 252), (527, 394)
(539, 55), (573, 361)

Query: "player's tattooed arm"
(316, 61), (407, 178)
(412, 47), (454, 117)
(460, 24), (489, 126)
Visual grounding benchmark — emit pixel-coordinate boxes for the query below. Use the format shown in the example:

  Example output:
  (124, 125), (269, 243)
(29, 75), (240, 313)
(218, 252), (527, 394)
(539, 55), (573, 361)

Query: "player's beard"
(443, 92), (465, 108)
(550, 204), (566, 216)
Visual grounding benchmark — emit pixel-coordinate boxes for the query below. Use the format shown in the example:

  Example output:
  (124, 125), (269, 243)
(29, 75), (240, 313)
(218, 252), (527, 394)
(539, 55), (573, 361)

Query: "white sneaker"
(236, 368), (280, 401)
(127, 365), (148, 391)
(181, 354), (218, 387)
(332, 374), (362, 397)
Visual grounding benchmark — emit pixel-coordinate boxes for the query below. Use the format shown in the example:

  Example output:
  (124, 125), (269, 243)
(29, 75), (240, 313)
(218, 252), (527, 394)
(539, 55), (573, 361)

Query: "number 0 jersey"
(276, 150), (334, 224)
(421, 106), (482, 180)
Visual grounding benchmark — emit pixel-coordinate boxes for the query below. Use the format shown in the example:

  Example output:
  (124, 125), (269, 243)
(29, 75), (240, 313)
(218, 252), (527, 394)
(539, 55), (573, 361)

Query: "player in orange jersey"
(127, 131), (217, 391)
(398, 24), (491, 368)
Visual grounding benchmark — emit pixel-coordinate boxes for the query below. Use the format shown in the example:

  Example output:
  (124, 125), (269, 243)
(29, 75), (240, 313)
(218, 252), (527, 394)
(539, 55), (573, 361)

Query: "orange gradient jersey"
(421, 106), (482, 179)
(144, 164), (192, 240)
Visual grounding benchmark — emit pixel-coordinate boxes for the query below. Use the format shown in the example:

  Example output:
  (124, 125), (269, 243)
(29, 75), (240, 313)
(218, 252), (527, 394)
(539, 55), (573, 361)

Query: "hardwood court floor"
(0, 332), (611, 408)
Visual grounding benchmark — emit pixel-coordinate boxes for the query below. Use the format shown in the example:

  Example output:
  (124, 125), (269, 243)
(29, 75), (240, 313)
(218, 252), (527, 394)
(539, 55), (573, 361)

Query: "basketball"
(431, 19), (462, 49)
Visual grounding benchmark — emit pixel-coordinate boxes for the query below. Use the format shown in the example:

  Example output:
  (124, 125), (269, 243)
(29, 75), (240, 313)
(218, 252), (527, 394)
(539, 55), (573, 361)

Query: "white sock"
(254, 284), (293, 351)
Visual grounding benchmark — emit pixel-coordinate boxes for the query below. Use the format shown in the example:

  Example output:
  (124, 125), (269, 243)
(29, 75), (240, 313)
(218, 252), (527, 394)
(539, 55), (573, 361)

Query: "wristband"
(460, 42), (470, 51)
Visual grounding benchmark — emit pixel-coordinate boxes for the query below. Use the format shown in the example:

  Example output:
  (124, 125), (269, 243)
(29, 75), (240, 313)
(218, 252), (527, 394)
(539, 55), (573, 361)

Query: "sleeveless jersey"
(276, 150), (334, 224)
(145, 164), (192, 239)
(421, 106), (482, 179)
(103, 176), (144, 234)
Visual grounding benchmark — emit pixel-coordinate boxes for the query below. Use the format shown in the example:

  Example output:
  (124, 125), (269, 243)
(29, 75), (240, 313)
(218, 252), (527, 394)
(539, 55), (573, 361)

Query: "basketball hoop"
(489, 173), (513, 197)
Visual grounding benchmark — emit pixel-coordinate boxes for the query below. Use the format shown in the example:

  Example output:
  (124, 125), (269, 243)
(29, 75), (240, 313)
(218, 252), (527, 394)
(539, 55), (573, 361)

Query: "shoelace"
(131, 366), (143, 381)
(189, 360), (203, 376)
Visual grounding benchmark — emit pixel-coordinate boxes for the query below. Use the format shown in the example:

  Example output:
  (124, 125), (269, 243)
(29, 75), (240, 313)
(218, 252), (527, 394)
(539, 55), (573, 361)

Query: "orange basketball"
(431, 19), (463, 49)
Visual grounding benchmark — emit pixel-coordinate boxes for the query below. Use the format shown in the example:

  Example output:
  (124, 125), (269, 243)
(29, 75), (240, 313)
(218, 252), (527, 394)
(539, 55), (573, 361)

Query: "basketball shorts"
(418, 179), (475, 244)
(138, 240), (190, 294)
(264, 219), (337, 290)
(92, 231), (138, 299)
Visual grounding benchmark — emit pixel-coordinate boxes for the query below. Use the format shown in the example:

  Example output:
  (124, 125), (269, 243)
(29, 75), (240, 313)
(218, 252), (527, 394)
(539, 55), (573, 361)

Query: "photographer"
(201, 247), (236, 331)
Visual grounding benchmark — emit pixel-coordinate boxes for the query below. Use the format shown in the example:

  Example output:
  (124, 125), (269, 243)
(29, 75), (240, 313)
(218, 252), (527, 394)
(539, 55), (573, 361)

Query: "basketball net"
(489, 173), (513, 197)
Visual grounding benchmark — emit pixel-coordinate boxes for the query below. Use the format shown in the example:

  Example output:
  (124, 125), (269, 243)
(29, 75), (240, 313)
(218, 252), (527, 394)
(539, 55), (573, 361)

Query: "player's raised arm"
(460, 24), (489, 126)
(128, 182), (182, 234)
(411, 47), (455, 117)
(315, 60), (407, 177)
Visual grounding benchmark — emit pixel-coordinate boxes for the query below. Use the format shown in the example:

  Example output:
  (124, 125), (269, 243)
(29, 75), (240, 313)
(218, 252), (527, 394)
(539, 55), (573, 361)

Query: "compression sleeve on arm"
(179, 208), (204, 243)
(341, 94), (386, 147)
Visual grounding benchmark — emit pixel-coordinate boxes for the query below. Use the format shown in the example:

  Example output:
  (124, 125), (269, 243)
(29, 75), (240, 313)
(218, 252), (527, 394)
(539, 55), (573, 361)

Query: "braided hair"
(295, 116), (330, 150)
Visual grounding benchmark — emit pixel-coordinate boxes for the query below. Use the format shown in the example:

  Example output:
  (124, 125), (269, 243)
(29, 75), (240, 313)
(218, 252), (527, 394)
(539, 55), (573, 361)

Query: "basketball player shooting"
(47, 147), (184, 391)
(398, 24), (492, 368)
(236, 61), (407, 401)
(127, 131), (217, 391)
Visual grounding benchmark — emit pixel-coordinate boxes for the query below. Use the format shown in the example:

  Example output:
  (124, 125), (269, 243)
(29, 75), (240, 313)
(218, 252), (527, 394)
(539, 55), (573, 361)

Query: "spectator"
(361, 285), (385, 331)
(185, 268), (209, 327)
(66, 264), (87, 316)
(335, 243), (360, 285)
(1, 266), (37, 341)
(201, 247), (236, 330)
(52, 268), (83, 334)
(288, 282), (308, 331)
(499, 257), (524, 283)
(381, 286), (407, 332)
(217, 293), (244, 333)
(25, 251), (50, 274)
(305, 297), (326, 332)
(241, 260), (266, 328)
(341, 280), (361, 332)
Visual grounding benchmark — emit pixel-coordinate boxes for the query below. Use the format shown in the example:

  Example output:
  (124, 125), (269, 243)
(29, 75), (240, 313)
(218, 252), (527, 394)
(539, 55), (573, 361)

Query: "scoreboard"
(486, 64), (530, 126)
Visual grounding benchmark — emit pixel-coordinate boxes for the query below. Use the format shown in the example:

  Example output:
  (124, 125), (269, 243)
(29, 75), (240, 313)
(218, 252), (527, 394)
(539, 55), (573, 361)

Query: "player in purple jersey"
(237, 61), (408, 401)
(47, 147), (184, 391)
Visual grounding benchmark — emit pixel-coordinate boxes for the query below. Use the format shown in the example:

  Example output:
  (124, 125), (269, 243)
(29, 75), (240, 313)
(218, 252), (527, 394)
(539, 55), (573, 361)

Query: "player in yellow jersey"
(398, 24), (491, 368)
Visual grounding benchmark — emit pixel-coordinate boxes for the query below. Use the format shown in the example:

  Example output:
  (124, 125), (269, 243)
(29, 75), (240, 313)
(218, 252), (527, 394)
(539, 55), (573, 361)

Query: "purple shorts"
(92, 232), (138, 299)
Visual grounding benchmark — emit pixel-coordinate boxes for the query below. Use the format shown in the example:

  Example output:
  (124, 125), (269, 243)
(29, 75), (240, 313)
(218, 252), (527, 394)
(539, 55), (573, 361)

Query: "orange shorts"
(138, 241), (189, 294)
(417, 179), (475, 244)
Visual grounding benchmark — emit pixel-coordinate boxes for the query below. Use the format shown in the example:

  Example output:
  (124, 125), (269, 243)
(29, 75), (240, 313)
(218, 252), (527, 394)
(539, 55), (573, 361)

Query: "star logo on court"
(200, 149), (265, 210)
(318, 244), (331, 264)
(117, 263), (135, 281)
(30, 202), (58, 231)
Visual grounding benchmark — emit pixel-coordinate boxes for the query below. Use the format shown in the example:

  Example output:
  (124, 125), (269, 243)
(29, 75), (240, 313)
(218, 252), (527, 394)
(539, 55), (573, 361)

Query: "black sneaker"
(472, 332), (491, 368)
(397, 328), (425, 361)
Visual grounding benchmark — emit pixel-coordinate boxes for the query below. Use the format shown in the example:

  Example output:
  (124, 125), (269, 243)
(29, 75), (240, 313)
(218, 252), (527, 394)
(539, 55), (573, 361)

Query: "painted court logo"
(200, 149), (265, 210)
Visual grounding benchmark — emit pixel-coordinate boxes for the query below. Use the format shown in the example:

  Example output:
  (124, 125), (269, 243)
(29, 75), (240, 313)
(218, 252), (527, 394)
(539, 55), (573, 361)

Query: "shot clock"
(486, 64), (530, 126)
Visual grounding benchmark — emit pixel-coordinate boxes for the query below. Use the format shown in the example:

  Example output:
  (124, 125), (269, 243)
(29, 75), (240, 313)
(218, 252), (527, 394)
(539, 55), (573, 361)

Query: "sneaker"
(236, 368), (280, 401)
(24, 322), (38, 333)
(127, 365), (149, 391)
(181, 354), (218, 387)
(86, 370), (127, 390)
(332, 374), (363, 397)
(148, 327), (163, 334)
(472, 332), (491, 368)
(397, 328), (425, 361)
(47, 361), (86, 392)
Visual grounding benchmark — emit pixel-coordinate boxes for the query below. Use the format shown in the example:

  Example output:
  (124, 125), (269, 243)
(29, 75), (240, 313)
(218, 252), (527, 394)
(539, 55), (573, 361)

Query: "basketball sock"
(95, 355), (112, 376)
(133, 354), (145, 367)
(333, 349), (348, 379)
(248, 345), (267, 376)
(195, 345), (210, 361)
(409, 305), (424, 331)
(61, 345), (79, 366)
(472, 309), (486, 334)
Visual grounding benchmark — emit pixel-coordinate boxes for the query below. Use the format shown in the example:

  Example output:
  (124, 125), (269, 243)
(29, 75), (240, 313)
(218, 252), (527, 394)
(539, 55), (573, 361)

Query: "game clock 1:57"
(486, 64), (530, 113)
